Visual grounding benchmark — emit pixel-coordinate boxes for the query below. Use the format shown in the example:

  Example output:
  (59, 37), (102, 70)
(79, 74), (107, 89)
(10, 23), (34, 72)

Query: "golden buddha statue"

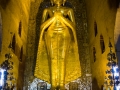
(34, 0), (81, 89)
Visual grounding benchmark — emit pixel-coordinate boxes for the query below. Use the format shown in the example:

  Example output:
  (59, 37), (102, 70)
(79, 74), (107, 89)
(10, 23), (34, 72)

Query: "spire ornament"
(50, 0), (66, 6)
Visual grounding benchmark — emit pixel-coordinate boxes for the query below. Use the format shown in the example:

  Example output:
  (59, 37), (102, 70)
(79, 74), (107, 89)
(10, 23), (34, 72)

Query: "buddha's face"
(53, 0), (63, 6)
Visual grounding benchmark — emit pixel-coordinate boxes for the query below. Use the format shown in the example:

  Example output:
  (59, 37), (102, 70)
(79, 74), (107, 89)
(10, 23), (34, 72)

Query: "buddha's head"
(51, 0), (66, 6)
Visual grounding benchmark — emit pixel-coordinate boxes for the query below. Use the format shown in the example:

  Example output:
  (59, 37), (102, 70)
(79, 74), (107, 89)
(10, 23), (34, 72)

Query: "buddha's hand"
(54, 11), (63, 18)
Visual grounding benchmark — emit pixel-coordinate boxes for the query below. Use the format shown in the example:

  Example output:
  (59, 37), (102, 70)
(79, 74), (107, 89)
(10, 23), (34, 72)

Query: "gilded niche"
(34, 0), (81, 89)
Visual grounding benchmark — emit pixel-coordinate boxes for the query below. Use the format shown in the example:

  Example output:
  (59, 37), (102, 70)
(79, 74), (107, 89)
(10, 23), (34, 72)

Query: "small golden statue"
(34, 0), (81, 89)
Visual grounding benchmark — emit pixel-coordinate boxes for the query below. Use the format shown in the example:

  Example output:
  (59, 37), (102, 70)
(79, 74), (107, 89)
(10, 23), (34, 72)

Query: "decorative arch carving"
(100, 34), (105, 54)
(93, 47), (96, 62)
(20, 46), (23, 62)
(94, 21), (98, 37)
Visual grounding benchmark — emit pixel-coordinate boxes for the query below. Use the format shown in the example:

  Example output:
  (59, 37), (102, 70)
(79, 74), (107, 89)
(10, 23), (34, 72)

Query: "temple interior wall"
(0, 0), (119, 89)
(0, 0), (31, 89)
(85, 0), (119, 89)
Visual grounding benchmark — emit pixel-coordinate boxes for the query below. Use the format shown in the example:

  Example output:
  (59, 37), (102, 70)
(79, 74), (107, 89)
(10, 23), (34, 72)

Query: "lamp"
(0, 32), (15, 89)
(104, 38), (120, 90)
